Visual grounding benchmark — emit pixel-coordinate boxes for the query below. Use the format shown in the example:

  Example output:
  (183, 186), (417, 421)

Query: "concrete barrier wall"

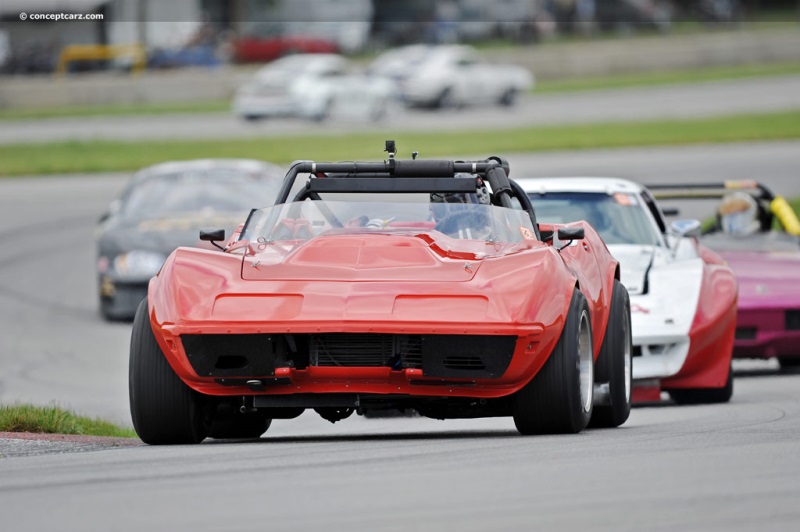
(487, 27), (800, 80)
(1, 28), (799, 109)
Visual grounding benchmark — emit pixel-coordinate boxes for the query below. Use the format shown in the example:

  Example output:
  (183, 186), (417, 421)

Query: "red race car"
(232, 22), (338, 63)
(129, 144), (631, 444)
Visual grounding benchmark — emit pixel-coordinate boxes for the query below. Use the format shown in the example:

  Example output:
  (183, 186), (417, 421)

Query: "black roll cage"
(244, 156), (541, 240)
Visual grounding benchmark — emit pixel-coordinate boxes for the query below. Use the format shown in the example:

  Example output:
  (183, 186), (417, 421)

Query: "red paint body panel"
(148, 222), (617, 400)
(661, 243), (737, 390)
(233, 37), (338, 63)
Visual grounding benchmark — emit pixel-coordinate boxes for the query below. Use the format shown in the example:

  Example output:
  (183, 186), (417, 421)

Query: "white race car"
(519, 177), (737, 403)
(232, 54), (396, 122)
(379, 44), (533, 109)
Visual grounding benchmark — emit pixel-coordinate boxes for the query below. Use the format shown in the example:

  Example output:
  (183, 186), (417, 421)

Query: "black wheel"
(208, 405), (272, 439)
(513, 289), (594, 435)
(129, 298), (212, 444)
(590, 279), (632, 428)
(435, 88), (457, 109)
(777, 356), (800, 370)
(499, 88), (518, 107)
(668, 363), (734, 405)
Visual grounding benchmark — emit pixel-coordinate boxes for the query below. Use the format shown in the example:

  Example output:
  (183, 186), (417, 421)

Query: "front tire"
(668, 362), (734, 405)
(590, 279), (632, 428)
(777, 356), (800, 371)
(499, 88), (518, 107)
(129, 298), (211, 444)
(513, 289), (594, 434)
(435, 88), (457, 109)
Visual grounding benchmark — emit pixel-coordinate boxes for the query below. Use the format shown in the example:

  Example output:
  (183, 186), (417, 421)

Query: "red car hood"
(149, 237), (572, 329)
(240, 234), (508, 282)
(719, 250), (800, 307)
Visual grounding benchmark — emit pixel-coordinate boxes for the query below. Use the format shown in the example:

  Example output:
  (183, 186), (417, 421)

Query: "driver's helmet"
(429, 174), (490, 221)
(429, 174), (493, 239)
(718, 191), (759, 235)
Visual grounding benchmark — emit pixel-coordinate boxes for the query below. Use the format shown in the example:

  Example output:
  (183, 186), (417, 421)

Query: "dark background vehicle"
(95, 158), (283, 321)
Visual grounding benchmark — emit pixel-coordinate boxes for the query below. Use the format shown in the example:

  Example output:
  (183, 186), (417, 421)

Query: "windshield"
(122, 170), (280, 221)
(528, 192), (660, 246)
(240, 200), (537, 257)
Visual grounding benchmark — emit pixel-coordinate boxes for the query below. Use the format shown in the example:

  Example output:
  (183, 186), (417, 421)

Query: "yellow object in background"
(771, 196), (800, 236)
(56, 44), (146, 76)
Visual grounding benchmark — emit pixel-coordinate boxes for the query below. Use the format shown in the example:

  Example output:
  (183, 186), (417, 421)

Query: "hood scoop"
(610, 245), (657, 295)
(242, 234), (482, 282)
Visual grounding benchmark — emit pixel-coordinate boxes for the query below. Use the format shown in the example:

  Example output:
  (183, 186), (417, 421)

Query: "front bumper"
(155, 325), (555, 400)
(99, 276), (148, 320)
(632, 336), (691, 380)
(733, 307), (800, 359)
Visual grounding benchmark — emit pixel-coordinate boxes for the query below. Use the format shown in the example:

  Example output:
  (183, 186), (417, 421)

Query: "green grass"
(2, 109), (799, 176)
(0, 404), (136, 438)
(535, 61), (800, 94)
(2, 60), (800, 121)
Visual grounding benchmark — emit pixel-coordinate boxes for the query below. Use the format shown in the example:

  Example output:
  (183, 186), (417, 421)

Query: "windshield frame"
(238, 199), (538, 258)
(527, 190), (664, 247)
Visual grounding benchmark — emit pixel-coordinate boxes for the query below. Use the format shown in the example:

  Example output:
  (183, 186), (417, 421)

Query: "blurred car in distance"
(649, 181), (800, 370)
(522, 177), (737, 405)
(232, 22), (338, 63)
(391, 44), (534, 109)
(232, 53), (397, 122)
(96, 159), (284, 321)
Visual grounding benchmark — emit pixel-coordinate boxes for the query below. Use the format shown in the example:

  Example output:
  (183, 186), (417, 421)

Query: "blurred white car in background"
(232, 53), (397, 122)
(377, 44), (534, 109)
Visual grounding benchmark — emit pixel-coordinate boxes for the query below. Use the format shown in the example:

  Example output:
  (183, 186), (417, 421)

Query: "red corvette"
(129, 146), (631, 444)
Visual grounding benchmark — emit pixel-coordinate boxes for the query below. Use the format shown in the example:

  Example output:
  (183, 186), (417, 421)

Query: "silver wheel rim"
(623, 308), (632, 403)
(578, 310), (594, 413)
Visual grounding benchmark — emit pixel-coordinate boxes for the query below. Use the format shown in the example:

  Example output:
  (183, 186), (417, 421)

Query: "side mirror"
(98, 199), (122, 224)
(557, 227), (585, 240)
(661, 207), (680, 217)
(670, 219), (701, 238)
(200, 228), (226, 250)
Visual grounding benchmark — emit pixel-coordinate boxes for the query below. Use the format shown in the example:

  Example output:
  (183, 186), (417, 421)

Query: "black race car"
(96, 159), (283, 320)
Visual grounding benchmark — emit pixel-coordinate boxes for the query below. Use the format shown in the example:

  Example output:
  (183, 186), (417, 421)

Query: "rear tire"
(129, 298), (212, 444)
(668, 363), (734, 405)
(208, 406), (272, 439)
(513, 289), (594, 434)
(590, 279), (632, 428)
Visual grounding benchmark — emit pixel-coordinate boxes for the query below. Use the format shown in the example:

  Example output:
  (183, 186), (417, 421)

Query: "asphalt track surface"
(2, 75), (800, 144)
(1, 142), (799, 530)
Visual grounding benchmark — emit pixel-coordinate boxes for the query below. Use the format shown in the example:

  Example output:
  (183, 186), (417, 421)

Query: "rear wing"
(648, 180), (800, 236)
(647, 180), (775, 201)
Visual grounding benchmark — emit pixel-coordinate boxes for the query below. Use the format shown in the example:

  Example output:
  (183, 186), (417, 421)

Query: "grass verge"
(2, 109), (799, 176)
(1, 61), (799, 121)
(0, 404), (136, 438)
(535, 61), (800, 94)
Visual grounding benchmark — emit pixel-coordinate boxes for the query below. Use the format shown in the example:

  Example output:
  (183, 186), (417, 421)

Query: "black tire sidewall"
(129, 298), (211, 444)
(512, 289), (594, 434)
(590, 279), (632, 428)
